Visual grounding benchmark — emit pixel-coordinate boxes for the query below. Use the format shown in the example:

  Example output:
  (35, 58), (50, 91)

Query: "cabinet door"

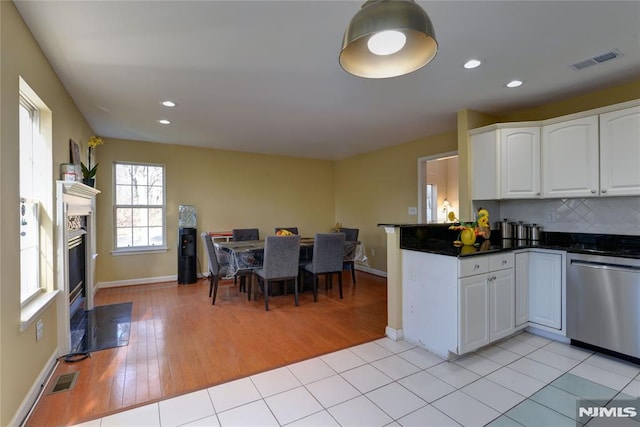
(471, 131), (500, 200)
(490, 269), (515, 341)
(458, 275), (490, 354)
(600, 106), (640, 196)
(542, 116), (599, 198)
(514, 252), (529, 327)
(501, 127), (541, 198)
(528, 252), (562, 329)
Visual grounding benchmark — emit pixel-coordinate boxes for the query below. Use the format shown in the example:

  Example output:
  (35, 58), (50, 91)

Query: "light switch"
(408, 207), (418, 216)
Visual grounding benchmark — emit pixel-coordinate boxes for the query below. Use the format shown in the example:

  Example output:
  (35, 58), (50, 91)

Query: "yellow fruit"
(478, 209), (489, 218)
(461, 228), (477, 246)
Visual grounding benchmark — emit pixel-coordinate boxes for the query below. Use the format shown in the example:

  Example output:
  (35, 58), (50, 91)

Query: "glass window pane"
(149, 227), (163, 246)
(132, 208), (148, 226)
(148, 186), (163, 205)
(132, 185), (148, 205)
(116, 164), (132, 185)
(148, 166), (163, 186)
(149, 208), (163, 226)
(132, 165), (148, 186)
(116, 185), (132, 205)
(132, 227), (149, 246)
(116, 208), (133, 227)
(117, 228), (133, 248)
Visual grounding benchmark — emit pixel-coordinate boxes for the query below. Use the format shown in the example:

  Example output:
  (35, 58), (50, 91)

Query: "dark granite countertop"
(394, 224), (640, 259)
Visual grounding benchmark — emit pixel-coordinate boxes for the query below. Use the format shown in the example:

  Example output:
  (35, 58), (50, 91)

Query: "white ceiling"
(14, 1), (640, 160)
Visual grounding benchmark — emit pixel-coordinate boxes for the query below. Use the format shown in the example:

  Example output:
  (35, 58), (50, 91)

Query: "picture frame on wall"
(69, 139), (81, 181)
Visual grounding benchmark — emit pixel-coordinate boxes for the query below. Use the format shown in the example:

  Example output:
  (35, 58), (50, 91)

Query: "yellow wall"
(0, 2), (95, 424)
(95, 139), (335, 283)
(2, 0), (640, 423)
(334, 131), (458, 272)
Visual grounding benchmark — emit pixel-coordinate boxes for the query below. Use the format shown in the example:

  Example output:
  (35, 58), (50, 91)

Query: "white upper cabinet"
(599, 106), (640, 196)
(542, 116), (599, 198)
(470, 130), (500, 200)
(500, 127), (541, 199)
(470, 124), (540, 200)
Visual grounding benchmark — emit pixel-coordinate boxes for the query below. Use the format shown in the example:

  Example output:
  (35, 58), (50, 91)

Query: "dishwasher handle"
(570, 259), (640, 273)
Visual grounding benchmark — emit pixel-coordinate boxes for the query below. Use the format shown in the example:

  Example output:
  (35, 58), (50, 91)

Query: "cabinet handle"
(474, 264), (480, 270)
(502, 259), (507, 265)
(601, 189), (607, 194)
(591, 189), (597, 194)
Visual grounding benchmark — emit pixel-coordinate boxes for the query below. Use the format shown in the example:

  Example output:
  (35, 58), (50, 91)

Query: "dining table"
(213, 237), (365, 279)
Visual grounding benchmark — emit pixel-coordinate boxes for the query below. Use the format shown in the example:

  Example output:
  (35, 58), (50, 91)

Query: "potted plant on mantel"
(81, 135), (103, 187)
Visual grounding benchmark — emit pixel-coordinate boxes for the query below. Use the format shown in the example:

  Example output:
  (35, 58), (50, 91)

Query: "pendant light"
(339, 0), (438, 79)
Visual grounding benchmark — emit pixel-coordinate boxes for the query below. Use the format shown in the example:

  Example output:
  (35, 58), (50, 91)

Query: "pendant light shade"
(339, 0), (438, 79)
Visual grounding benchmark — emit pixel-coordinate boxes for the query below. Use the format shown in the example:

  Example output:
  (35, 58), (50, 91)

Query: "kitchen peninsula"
(380, 223), (640, 361)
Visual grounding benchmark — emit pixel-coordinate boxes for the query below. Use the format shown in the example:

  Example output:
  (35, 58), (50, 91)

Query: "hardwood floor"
(25, 271), (387, 426)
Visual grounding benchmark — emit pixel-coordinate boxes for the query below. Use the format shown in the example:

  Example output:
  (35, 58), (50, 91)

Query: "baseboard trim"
(98, 268), (383, 289)
(14, 349), (59, 427)
(98, 275), (178, 288)
(355, 264), (387, 278)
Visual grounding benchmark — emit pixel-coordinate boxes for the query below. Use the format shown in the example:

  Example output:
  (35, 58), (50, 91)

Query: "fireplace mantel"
(56, 180), (100, 354)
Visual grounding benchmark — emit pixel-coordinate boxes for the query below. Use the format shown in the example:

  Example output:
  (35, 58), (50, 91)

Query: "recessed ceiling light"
(157, 119), (171, 125)
(506, 80), (524, 88)
(463, 59), (482, 69)
(161, 100), (177, 107)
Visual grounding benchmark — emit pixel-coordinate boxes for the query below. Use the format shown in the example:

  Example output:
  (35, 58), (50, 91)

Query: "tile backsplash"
(489, 197), (640, 236)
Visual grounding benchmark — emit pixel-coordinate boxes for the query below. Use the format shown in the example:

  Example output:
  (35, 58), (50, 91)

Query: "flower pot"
(83, 178), (95, 188)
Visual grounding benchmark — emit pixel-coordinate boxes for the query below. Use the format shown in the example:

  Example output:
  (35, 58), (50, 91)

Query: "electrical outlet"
(36, 319), (43, 342)
(408, 207), (418, 216)
(371, 248), (376, 257)
(546, 210), (556, 222)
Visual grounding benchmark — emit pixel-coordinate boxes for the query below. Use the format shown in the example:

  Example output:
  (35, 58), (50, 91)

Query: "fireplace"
(56, 181), (100, 354)
(67, 218), (87, 352)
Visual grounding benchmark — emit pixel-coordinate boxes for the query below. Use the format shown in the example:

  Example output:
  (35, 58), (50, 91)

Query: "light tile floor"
(72, 332), (640, 427)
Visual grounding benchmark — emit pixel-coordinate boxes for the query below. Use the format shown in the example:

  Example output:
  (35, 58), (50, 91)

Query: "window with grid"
(114, 162), (165, 251)
(19, 95), (43, 303)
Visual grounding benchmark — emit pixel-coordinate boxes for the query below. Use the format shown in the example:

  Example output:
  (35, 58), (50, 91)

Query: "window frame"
(19, 94), (44, 305)
(112, 161), (167, 254)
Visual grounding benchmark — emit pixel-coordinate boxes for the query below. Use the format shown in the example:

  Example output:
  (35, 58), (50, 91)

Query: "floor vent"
(49, 372), (79, 394)
(570, 49), (622, 70)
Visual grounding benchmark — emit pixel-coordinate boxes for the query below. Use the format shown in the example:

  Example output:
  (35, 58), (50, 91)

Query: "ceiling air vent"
(570, 49), (622, 70)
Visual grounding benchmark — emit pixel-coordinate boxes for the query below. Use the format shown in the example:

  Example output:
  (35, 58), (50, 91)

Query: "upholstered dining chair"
(201, 232), (230, 305)
(230, 228), (259, 291)
(274, 227), (298, 235)
(251, 235), (301, 311)
(232, 228), (260, 241)
(340, 227), (359, 285)
(301, 233), (346, 301)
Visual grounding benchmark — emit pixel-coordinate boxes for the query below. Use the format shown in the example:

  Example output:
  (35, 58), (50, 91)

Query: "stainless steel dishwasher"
(566, 253), (640, 359)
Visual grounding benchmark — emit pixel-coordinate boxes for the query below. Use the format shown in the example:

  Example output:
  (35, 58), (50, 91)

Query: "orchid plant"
(81, 136), (103, 181)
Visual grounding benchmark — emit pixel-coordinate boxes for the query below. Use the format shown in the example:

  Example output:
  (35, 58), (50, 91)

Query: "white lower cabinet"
(528, 251), (563, 329)
(514, 252), (530, 326)
(403, 248), (565, 359)
(459, 274), (490, 353)
(491, 269), (516, 341)
(458, 253), (514, 354)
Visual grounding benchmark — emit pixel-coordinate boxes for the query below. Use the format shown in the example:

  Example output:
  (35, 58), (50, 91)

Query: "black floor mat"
(71, 302), (132, 353)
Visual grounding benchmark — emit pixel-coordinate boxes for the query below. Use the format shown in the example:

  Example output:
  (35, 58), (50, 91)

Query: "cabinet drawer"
(490, 252), (514, 271)
(459, 256), (489, 277)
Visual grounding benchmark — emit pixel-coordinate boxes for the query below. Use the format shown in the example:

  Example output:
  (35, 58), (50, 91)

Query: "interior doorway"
(418, 152), (459, 223)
